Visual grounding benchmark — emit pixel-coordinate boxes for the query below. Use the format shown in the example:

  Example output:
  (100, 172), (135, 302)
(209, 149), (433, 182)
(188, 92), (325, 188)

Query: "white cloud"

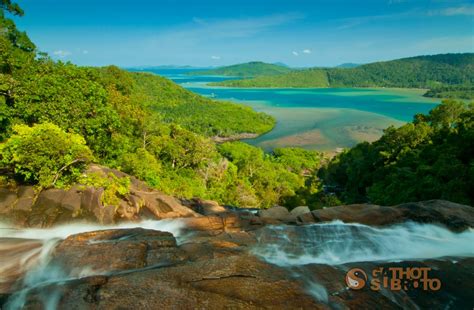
(82, 50), (89, 54)
(292, 51), (299, 56)
(211, 55), (221, 60)
(428, 5), (474, 16)
(302, 49), (311, 54)
(53, 50), (71, 58)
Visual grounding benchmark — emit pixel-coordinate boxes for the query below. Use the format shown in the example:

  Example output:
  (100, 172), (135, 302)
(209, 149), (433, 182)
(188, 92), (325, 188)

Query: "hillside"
(212, 54), (474, 97)
(187, 61), (293, 77)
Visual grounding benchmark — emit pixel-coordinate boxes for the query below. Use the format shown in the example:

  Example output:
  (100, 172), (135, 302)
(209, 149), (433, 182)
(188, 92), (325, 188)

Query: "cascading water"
(0, 220), (187, 310)
(251, 221), (474, 306)
(251, 221), (474, 266)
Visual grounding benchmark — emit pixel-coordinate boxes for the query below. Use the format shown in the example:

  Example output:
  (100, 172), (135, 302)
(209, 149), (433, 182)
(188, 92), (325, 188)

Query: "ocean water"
(138, 69), (440, 151)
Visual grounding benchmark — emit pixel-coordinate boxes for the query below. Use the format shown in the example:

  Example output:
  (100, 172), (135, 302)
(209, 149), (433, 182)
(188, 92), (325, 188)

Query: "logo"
(345, 267), (442, 291)
(345, 268), (367, 290)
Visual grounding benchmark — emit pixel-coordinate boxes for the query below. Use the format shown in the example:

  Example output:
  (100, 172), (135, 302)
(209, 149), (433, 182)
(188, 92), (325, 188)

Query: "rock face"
(0, 165), (199, 227)
(297, 200), (474, 231)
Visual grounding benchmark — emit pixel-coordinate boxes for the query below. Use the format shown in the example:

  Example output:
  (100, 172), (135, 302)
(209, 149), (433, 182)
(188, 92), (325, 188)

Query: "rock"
(15, 186), (36, 211)
(0, 164), (199, 227)
(80, 187), (105, 222)
(258, 206), (289, 221)
(0, 188), (17, 213)
(52, 228), (187, 275)
(297, 200), (474, 231)
(181, 212), (263, 236)
(136, 192), (199, 219)
(27, 189), (68, 227)
(290, 206), (311, 217)
(60, 187), (82, 214)
(0, 238), (43, 294)
(20, 253), (324, 310)
(183, 198), (227, 215)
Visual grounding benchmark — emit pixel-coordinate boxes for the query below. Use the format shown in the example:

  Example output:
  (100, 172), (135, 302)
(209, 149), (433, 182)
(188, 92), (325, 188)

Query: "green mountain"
(187, 61), (293, 77)
(212, 54), (474, 98)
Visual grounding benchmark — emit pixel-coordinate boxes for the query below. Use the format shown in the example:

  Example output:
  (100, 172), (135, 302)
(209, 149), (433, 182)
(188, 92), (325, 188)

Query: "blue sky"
(11, 0), (474, 67)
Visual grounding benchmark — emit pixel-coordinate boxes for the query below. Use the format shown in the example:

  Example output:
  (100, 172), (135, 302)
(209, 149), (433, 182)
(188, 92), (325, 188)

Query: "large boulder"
(51, 228), (187, 275)
(298, 200), (474, 231)
(258, 206), (290, 223)
(290, 206), (310, 217)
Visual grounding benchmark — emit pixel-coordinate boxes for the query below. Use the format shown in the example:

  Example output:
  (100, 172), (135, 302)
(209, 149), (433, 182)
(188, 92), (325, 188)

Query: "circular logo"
(345, 268), (367, 290)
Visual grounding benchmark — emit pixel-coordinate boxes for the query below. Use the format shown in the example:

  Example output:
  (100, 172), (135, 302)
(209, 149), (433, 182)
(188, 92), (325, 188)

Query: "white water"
(252, 221), (474, 266)
(0, 219), (186, 242)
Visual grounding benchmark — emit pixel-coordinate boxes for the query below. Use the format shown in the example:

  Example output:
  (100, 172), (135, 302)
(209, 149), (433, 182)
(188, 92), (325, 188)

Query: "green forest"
(212, 54), (474, 99)
(321, 100), (474, 206)
(1, 1), (473, 209)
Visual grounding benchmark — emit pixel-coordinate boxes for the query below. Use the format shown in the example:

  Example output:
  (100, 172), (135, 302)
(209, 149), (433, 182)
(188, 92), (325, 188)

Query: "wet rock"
(298, 200), (474, 231)
(52, 228), (186, 275)
(0, 238), (43, 294)
(20, 254), (324, 310)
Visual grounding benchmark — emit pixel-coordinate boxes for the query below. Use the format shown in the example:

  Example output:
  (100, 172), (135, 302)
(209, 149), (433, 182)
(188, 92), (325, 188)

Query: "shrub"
(0, 122), (93, 188)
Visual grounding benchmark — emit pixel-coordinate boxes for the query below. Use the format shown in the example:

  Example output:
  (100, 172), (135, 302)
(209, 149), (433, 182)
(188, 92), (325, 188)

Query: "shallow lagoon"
(144, 69), (440, 151)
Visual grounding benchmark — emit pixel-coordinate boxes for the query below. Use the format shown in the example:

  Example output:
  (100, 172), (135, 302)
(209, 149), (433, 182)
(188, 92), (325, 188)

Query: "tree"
(1, 0), (24, 16)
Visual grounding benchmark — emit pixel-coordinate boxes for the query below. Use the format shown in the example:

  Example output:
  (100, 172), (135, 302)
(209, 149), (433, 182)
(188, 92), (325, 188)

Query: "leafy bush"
(0, 123), (93, 187)
(78, 171), (130, 206)
(120, 148), (161, 187)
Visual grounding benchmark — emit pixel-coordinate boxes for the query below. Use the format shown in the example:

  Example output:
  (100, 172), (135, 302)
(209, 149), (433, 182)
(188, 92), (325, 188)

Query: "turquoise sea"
(138, 69), (440, 151)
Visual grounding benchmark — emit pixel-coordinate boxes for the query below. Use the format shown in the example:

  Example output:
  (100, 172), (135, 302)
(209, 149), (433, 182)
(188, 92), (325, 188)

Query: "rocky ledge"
(1, 198), (473, 309)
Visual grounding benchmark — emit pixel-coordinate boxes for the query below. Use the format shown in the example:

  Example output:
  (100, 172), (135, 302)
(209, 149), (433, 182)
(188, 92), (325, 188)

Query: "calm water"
(135, 68), (439, 151)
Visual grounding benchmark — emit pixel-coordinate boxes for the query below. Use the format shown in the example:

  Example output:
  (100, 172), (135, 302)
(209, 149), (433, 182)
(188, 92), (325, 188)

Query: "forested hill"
(212, 54), (474, 98)
(187, 61), (293, 77)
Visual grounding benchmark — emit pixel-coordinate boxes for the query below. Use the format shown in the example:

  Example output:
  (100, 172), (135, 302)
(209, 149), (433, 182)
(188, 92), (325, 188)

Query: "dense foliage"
(424, 85), (474, 100)
(0, 123), (93, 188)
(212, 54), (474, 99)
(321, 100), (474, 206)
(188, 61), (292, 77)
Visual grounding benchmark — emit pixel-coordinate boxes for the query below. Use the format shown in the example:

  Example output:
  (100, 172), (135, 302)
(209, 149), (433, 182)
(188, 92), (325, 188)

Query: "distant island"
(186, 61), (293, 77)
(209, 54), (474, 99)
